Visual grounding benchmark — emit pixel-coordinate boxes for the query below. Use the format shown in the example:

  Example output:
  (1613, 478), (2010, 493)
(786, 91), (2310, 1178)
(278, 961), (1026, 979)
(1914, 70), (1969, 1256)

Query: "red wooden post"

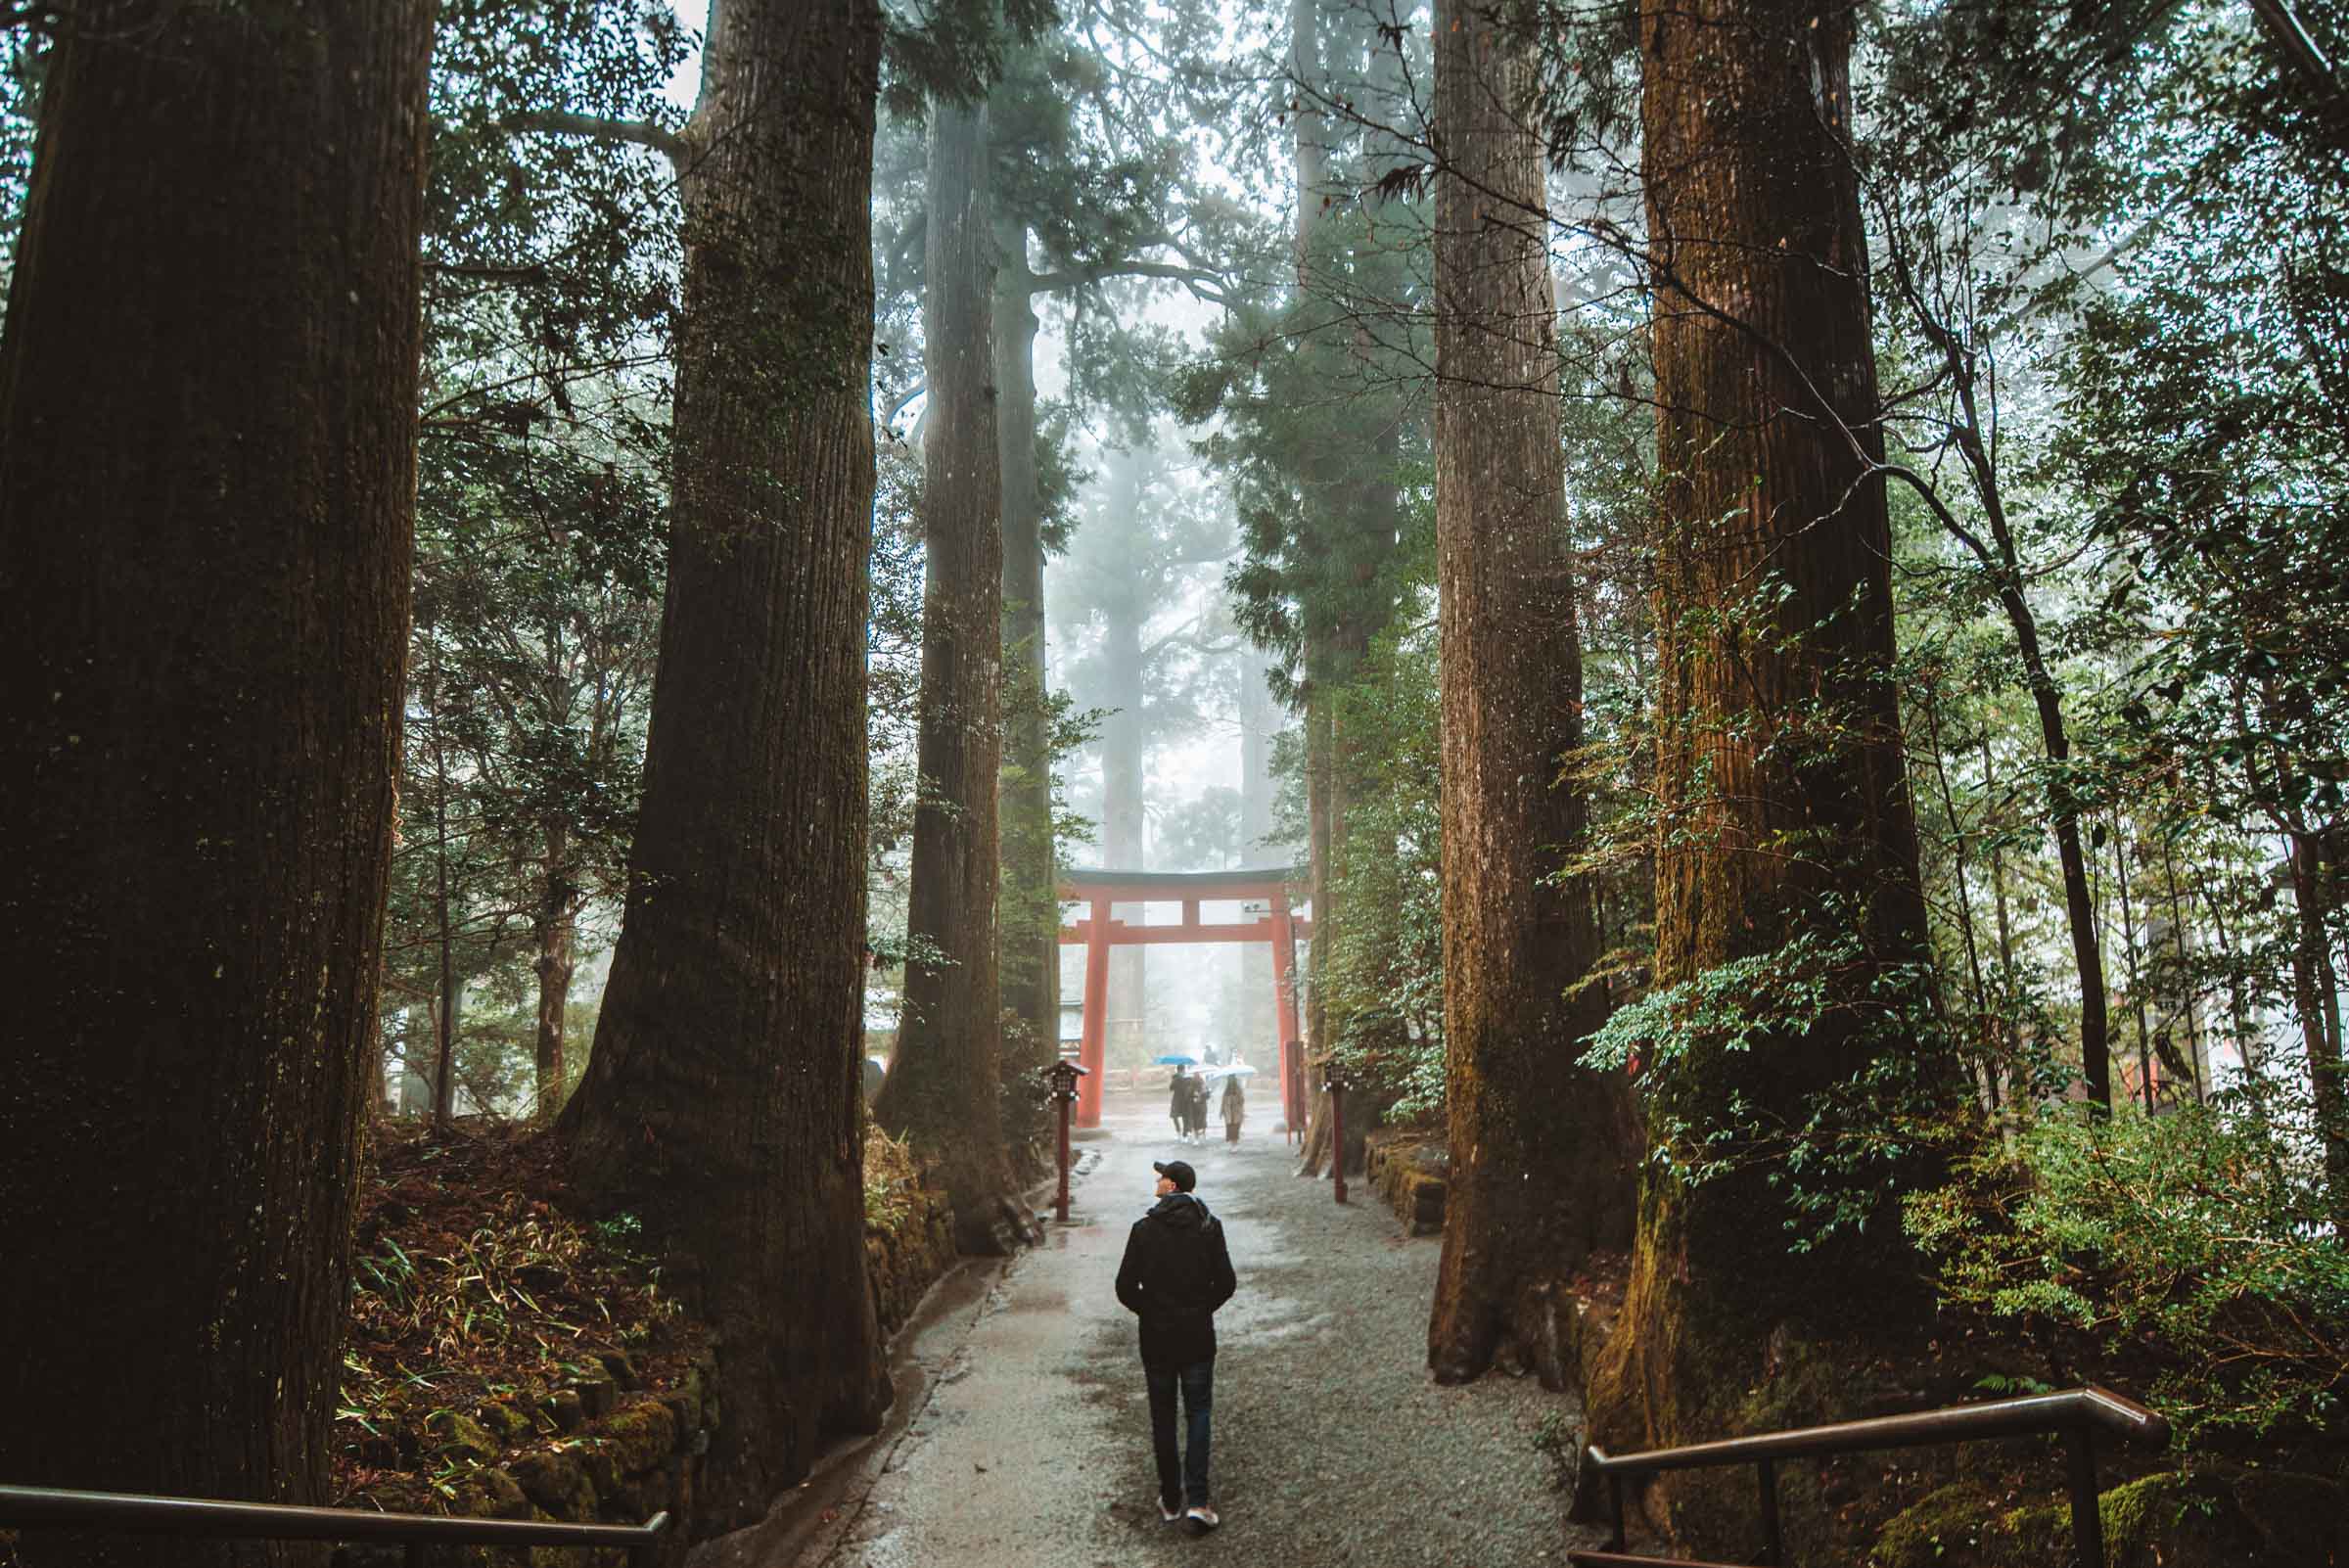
(1269, 889), (1302, 1135)
(1077, 895), (1111, 1128)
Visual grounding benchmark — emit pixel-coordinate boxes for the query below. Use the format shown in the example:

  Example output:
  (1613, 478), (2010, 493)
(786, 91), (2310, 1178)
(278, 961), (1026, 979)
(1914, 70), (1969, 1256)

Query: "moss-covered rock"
(476, 1400), (532, 1446)
(2230, 1467), (2346, 1565)
(594, 1400), (679, 1473)
(1872, 1480), (2006, 1567)
(462, 1466), (531, 1521)
(1869, 1468), (2337, 1568)
(426, 1410), (499, 1464)
(1364, 1132), (1449, 1236)
(865, 1179), (956, 1338)
(511, 1451), (598, 1522)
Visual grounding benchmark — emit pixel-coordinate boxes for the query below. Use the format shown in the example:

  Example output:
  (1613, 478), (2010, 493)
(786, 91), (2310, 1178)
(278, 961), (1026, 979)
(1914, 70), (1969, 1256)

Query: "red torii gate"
(1058, 865), (1310, 1131)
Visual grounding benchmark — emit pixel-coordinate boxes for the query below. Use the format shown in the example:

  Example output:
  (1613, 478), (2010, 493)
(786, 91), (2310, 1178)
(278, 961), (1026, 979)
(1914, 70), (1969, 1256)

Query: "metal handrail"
(0, 1483), (670, 1566)
(1573, 1385), (2170, 1568)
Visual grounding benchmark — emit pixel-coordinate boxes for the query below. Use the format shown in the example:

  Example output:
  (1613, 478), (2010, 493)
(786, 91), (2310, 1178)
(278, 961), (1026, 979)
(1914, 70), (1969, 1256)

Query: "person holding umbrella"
(1219, 1062), (1246, 1144)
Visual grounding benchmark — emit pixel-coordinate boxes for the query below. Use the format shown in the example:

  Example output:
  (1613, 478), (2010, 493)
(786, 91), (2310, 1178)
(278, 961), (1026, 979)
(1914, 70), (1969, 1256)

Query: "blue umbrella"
(1152, 1053), (1199, 1066)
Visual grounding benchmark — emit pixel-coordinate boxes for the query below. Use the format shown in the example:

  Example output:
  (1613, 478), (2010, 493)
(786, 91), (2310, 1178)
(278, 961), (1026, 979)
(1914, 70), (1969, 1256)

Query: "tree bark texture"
(1426, 0), (1637, 1388)
(2284, 824), (2349, 1229)
(0, 2), (433, 1559)
(994, 218), (1061, 1092)
(1588, 0), (1952, 1545)
(1297, 693), (1338, 1175)
(558, 0), (891, 1528)
(532, 818), (577, 1124)
(872, 95), (1020, 1253)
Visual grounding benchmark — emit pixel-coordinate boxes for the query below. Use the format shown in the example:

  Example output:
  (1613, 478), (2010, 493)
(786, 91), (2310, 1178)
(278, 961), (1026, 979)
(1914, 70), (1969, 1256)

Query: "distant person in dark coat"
(1115, 1158), (1236, 1535)
(1169, 1063), (1192, 1140)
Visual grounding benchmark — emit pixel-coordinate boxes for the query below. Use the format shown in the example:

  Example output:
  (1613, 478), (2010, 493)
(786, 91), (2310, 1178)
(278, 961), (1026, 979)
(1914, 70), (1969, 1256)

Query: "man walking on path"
(1114, 1158), (1236, 1536)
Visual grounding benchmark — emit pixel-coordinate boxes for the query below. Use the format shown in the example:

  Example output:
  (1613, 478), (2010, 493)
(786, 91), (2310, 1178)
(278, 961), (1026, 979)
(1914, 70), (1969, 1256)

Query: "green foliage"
(1318, 542), (1447, 1124)
(1582, 906), (1961, 1247)
(348, 1193), (676, 1367)
(881, 0), (1059, 116)
(862, 1123), (924, 1233)
(381, 0), (681, 1118)
(1908, 1092), (2349, 1447)
(1530, 1407), (1578, 1491)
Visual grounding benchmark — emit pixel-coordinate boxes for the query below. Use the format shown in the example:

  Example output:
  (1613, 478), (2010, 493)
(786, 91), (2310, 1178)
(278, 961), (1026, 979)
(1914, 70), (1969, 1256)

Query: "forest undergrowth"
(330, 1115), (955, 1531)
(332, 1121), (706, 1514)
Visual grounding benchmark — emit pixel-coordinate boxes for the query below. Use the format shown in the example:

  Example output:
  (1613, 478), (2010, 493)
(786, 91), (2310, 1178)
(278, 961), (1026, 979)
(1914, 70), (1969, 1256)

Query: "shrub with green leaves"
(1579, 909), (1959, 1248)
(1906, 1086), (2349, 1448)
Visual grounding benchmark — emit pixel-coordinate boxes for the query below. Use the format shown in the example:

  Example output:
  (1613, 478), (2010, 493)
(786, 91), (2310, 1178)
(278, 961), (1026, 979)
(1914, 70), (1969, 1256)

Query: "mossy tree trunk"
(558, 0), (892, 1530)
(1425, 0), (1637, 1387)
(0, 1), (433, 1558)
(1587, 0), (1957, 1544)
(872, 94), (1021, 1253)
(994, 213), (1062, 1113)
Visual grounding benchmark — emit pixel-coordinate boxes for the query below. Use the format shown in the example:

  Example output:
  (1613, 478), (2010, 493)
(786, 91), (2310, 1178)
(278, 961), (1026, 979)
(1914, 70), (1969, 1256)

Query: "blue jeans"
(1145, 1358), (1215, 1508)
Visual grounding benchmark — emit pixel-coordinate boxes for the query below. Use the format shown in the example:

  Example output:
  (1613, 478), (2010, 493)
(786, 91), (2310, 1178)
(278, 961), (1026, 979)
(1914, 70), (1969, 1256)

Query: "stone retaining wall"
(865, 1168), (958, 1339)
(1363, 1130), (1448, 1236)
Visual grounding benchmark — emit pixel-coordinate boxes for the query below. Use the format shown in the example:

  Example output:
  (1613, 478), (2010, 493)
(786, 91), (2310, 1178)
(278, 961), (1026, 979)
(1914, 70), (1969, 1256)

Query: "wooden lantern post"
(1049, 1056), (1089, 1223)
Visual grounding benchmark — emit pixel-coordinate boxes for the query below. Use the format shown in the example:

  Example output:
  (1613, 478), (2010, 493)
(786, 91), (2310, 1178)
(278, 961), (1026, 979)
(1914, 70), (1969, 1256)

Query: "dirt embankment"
(332, 1118), (962, 1564)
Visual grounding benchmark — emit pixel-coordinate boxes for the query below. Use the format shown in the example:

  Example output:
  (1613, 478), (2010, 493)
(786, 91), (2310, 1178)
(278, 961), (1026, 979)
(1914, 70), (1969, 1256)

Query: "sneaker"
(1159, 1498), (1184, 1524)
(1184, 1504), (1220, 1536)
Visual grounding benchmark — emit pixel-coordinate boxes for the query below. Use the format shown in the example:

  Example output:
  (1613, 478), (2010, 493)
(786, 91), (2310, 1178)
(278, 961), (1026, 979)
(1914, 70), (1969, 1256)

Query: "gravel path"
(783, 1089), (1605, 1568)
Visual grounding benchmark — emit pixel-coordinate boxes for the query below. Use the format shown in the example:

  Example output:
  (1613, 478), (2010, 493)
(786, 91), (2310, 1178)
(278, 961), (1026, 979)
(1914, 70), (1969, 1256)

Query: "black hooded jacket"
(1114, 1191), (1237, 1367)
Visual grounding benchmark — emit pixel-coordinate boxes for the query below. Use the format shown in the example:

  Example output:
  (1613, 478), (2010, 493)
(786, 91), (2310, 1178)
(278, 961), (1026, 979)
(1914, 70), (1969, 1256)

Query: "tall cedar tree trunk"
(428, 634), (462, 1126)
(1241, 652), (1282, 1065)
(1093, 448), (1149, 1062)
(2285, 827), (2349, 1228)
(872, 96), (1021, 1252)
(994, 215), (1061, 1098)
(558, 0), (892, 1526)
(532, 817), (577, 1123)
(1587, 0), (1954, 1545)
(1297, 693), (1339, 1174)
(1289, 0), (1342, 1179)
(1426, 0), (1637, 1386)
(0, 2), (432, 1557)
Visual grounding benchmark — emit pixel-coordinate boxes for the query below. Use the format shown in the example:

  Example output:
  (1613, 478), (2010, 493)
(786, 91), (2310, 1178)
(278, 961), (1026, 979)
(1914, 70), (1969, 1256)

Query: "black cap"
(1153, 1159), (1197, 1192)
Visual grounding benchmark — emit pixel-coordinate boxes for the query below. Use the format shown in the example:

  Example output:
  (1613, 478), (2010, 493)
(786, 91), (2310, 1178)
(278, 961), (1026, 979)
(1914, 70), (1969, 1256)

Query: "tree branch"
(510, 111), (688, 170)
(1025, 240), (1231, 306)
(2249, 0), (2347, 114)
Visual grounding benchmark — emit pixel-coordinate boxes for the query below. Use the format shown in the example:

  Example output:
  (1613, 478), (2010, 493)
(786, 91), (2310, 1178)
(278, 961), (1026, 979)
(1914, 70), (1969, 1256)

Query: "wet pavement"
(709, 1088), (1598, 1568)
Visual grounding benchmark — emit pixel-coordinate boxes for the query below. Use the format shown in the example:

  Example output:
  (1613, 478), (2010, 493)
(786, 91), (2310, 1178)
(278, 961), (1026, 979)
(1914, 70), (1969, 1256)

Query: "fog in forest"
(5, 0), (2346, 1562)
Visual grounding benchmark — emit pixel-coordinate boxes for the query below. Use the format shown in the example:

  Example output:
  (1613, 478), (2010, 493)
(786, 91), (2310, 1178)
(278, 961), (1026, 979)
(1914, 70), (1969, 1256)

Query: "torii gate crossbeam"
(1057, 865), (1310, 1131)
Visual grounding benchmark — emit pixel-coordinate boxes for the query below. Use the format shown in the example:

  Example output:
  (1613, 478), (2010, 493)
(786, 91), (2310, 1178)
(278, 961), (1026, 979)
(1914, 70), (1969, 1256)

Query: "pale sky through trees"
(660, 0), (1268, 858)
